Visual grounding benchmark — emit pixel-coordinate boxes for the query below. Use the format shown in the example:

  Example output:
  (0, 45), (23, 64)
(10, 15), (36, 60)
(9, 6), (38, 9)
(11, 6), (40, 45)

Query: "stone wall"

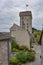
(0, 40), (8, 65)
(19, 11), (32, 34)
(10, 29), (30, 48)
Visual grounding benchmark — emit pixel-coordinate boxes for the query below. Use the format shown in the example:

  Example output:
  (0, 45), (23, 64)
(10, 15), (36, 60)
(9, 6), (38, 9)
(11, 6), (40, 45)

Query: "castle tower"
(19, 11), (32, 34)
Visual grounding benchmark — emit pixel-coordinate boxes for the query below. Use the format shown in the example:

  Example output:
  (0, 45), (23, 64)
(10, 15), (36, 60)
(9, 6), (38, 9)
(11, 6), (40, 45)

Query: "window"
(27, 25), (28, 28)
(22, 21), (25, 25)
(27, 23), (28, 25)
(27, 23), (29, 28)
(27, 29), (28, 32)
(22, 21), (25, 29)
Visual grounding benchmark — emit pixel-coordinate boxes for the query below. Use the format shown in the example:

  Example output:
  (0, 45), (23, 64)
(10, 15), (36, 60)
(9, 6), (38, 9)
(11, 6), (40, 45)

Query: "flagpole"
(26, 4), (29, 11)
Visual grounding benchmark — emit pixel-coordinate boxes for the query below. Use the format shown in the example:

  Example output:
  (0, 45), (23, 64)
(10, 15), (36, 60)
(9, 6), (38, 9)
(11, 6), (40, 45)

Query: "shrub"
(30, 39), (32, 49)
(29, 49), (33, 52)
(11, 48), (19, 52)
(16, 52), (27, 63)
(10, 52), (35, 65)
(29, 49), (36, 54)
(10, 56), (21, 65)
(19, 45), (29, 51)
(27, 52), (35, 61)
(11, 40), (19, 49)
(34, 34), (37, 38)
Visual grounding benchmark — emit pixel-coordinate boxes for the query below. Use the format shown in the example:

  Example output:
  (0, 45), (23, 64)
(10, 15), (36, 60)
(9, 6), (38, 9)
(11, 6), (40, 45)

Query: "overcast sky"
(0, 0), (43, 32)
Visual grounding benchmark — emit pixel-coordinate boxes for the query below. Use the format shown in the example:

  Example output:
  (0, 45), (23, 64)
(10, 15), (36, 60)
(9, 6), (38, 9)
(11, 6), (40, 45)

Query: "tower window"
(27, 26), (28, 28)
(27, 23), (28, 25)
(22, 21), (25, 29)
(27, 29), (28, 32)
(22, 21), (24, 25)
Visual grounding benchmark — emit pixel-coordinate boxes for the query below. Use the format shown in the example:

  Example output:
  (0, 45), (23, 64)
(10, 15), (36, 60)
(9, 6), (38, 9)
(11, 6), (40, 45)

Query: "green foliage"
(27, 52), (35, 61)
(29, 49), (33, 52)
(11, 48), (19, 52)
(11, 41), (30, 52)
(16, 52), (28, 63)
(32, 29), (34, 33)
(34, 34), (37, 38)
(29, 49), (36, 54)
(30, 39), (32, 49)
(34, 33), (41, 43)
(16, 51), (35, 63)
(19, 45), (29, 51)
(10, 56), (21, 65)
(10, 52), (35, 65)
(11, 40), (35, 65)
(11, 40), (19, 49)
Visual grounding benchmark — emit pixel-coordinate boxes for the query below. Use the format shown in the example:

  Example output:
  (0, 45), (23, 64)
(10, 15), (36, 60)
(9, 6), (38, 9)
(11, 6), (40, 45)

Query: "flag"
(26, 4), (29, 7)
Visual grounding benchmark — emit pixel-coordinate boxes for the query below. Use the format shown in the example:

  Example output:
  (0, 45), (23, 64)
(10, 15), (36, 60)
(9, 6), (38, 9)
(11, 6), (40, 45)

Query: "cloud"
(37, 12), (43, 18)
(0, 0), (43, 32)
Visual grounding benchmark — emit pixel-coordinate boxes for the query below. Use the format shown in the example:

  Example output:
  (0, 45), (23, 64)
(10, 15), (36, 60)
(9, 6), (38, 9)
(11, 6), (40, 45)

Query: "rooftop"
(0, 32), (10, 40)
(19, 11), (32, 17)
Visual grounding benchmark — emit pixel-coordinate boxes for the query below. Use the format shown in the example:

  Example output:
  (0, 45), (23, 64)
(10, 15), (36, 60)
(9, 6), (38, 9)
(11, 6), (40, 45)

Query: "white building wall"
(10, 29), (30, 48)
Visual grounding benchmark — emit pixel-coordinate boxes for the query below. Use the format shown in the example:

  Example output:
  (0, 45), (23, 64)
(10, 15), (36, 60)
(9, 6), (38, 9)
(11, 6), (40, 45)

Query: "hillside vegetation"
(32, 28), (41, 43)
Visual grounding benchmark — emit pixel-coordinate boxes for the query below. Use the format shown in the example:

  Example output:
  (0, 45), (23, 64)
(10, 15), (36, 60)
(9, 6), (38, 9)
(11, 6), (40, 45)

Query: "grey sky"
(0, 0), (43, 32)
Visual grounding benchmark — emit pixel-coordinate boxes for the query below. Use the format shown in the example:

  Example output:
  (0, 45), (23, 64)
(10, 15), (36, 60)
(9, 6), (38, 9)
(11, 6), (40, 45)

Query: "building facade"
(0, 11), (32, 65)
(0, 33), (11, 65)
(10, 24), (30, 48)
(10, 11), (32, 48)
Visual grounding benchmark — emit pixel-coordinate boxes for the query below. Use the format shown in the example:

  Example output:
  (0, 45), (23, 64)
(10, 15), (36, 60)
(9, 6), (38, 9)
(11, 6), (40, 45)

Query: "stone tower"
(19, 11), (32, 33)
